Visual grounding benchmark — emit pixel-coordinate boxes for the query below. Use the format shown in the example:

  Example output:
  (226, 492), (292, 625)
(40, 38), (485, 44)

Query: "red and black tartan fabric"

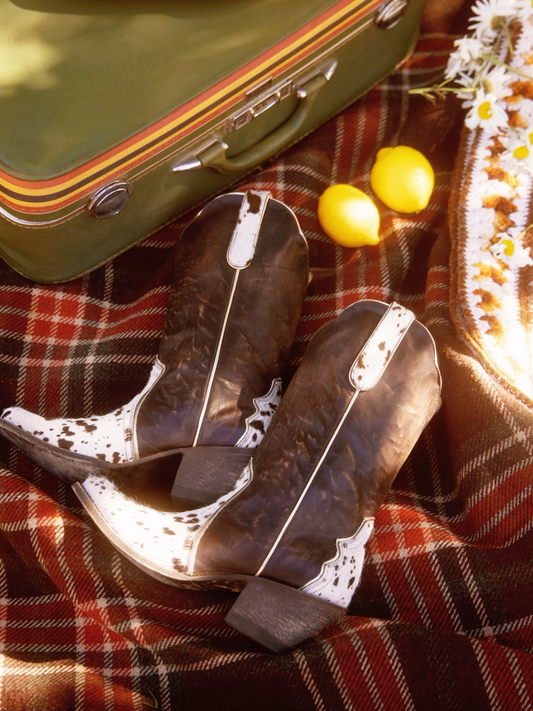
(0, 1), (532, 709)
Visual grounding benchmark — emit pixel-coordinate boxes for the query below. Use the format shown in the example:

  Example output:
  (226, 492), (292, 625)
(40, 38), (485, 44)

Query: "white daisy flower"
(445, 36), (487, 79)
(514, 0), (533, 22)
(463, 89), (509, 131)
(500, 129), (533, 172)
(453, 71), (482, 100)
(490, 232), (533, 266)
(513, 98), (533, 124)
(506, 225), (528, 240)
(468, 0), (518, 41)
(479, 65), (512, 98)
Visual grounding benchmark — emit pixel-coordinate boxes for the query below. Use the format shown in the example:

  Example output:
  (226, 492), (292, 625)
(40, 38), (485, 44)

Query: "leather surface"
(136, 192), (309, 456)
(193, 300), (442, 587)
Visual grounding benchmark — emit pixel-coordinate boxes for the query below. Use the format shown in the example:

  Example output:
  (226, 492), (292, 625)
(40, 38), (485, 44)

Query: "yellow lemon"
(370, 146), (434, 213)
(317, 184), (380, 248)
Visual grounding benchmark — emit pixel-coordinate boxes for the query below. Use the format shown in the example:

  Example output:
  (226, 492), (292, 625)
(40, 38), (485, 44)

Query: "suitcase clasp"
(88, 181), (133, 219)
(224, 80), (294, 134)
(375, 0), (410, 30)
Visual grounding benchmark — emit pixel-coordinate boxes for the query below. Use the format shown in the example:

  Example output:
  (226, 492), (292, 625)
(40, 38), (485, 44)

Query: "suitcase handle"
(192, 72), (328, 175)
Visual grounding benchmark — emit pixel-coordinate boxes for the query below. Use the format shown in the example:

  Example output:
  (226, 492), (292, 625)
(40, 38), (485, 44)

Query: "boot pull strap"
(349, 302), (415, 392)
(226, 190), (271, 269)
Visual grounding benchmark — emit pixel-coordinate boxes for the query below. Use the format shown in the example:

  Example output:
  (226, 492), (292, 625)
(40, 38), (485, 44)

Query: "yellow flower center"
(478, 101), (493, 120)
(514, 146), (530, 160)
(502, 239), (515, 256)
(490, 15), (506, 31)
(529, 130), (533, 145)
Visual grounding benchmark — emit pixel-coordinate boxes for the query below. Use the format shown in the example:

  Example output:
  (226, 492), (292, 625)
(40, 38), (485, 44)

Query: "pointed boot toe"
(73, 300), (442, 652)
(0, 190), (309, 502)
(1, 361), (164, 465)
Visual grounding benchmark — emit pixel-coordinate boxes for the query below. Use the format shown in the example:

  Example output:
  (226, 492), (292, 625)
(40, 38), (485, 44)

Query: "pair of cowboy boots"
(0, 191), (442, 652)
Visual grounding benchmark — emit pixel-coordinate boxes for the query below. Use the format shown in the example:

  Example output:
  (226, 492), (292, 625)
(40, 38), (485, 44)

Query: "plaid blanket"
(1, 1), (532, 708)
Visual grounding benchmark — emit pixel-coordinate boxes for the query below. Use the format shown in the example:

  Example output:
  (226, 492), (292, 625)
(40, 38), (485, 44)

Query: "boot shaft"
(193, 301), (442, 588)
(136, 191), (309, 456)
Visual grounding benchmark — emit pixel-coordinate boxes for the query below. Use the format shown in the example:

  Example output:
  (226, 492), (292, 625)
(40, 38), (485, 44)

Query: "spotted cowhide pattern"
(80, 467), (374, 607)
(1, 361), (281, 463)
(349, 303), (415, 392)
(300, 518), (374, 608)
(1, 361), (165, 464)
(79, 461), (254, 577)
(235, 377), (282, 448)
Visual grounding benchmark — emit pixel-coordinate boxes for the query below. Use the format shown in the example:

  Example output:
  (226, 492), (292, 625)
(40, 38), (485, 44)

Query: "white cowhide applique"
(350, 303), (415, 392)
(235, 378), (282, 448)
(76, 460), (254, 578)
(300, 518), (374, 608)
(1, 360), (164, 464)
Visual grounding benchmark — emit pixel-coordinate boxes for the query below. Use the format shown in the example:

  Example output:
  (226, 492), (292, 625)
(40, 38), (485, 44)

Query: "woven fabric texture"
(0, 1), (532, 709)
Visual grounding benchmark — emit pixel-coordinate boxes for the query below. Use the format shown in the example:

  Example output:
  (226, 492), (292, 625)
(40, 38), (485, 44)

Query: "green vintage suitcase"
(0, 0), (422, 283)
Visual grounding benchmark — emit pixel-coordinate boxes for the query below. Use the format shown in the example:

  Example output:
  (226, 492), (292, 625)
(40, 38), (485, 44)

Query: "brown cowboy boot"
(0, 191), (309, 501)
(72, 300), (442, 651)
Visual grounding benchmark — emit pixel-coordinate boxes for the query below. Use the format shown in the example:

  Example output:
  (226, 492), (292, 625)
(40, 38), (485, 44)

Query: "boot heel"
(225, 576), (346, 652)
(170, 446), (253, 506)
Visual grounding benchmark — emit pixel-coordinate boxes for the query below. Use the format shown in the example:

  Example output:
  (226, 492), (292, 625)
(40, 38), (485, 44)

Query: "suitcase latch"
(375, 0), (410, 29)
(225, 80), (294, 133)
(88, 180), (133, 218)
